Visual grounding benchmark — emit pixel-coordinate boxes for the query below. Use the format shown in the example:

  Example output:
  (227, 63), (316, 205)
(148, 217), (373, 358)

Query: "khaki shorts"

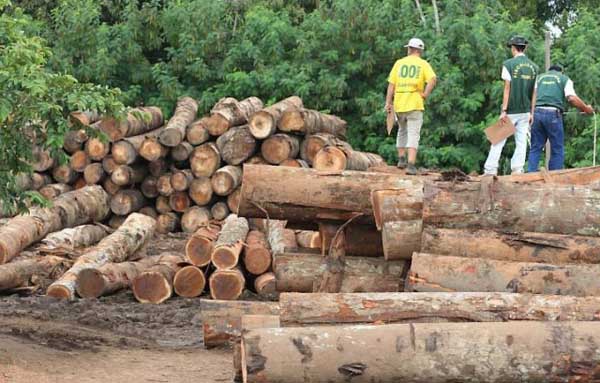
(396, 111), (423, 149)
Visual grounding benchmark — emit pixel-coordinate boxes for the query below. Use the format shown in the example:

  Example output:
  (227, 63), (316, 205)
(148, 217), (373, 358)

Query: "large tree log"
(185, 222), (222, 266)
(190, 142), (221, 177)
(299, 133), (352, 165)
(47, 213), (156, 299)
(110, 189), (146, 215)
(207, 97), (264, 136)
(139, 206), (158, 219)
(0, 256), (68, 292)
(249, 96), (303, 139)
(181, 206), (211, 233)
(156, 212), (180, 233)
(407, 253), (600, 296)
(132, 253), (185, 304)
(99, 106), (163, 142)
(422, 227), (600, 264)
(243, 230), (271, 275)
(111, 126), (165, 165)
(261, 134), (300, 165)
(371, 188), (423, 230)
(209, 268), (246, 300)
(500, 165), (600, 184)
(200, 299), (279, 348)
(39, 224), (109, 254)
(239, 165), (422, 228)
(314, 146), (385, 171)
(382, 220), (422, 260)
(274, 253), (407, 293)
(83, 163), (106, 185)
(52, 164), (78, 184)
(30, 173), (53, 190)
(279, 292), (600, 326)
(242, 321), (600, 383)
(216, 125), (256, 165)
(211, 214), (249, 270)
(264, 220), (295, 255)
(423, 179), (600, 236)
(84, 137), (110, 161)
(69, 150), (90, 173)
(111, 163), (147, 186)
(210, 201), (230, 221)
(148, 158), (169, 177)
(0, 186), (109, 264)
(38, 183), (72, 200)
(186, 118), (210, 145)
(279, 109), (347, 139)
(211, 165), (242, 196)
(173, 265), (206, 298)
(189, 176), (214, 206)
(72, 177), (87, 190)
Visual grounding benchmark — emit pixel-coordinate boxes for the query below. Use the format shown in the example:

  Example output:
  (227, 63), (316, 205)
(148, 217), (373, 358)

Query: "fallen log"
(156, 212), (180, 233)
(211, 214), (249, 270)
(406, 253), (600, 296)
(421, 227), (600, 264)
(241, 321), (600, 383)
(84, 137), (110, 161)
(371, 188), (423, 230)
(190, 142), (221, 177)
(38, 183), (72, 200)
(207, 97), (263, 136)
(99, 106), (163, 142)
(210, 201), (230, 221)
(243, 230), (271, 275)
(211, 165), (242, 196)
(189, 176), (214, 206)
(279, 109), (347, 139)
(110, 189), (146, 215)
(0, 186), (110, 264)
(181, 206), (211, 233)
(173, 265), (206, 298)
(216, 125), (256, 165)
(186, 118), (210, 145)
(47, 213), (156, 299)
(185, 222), (222, 266)
(69, 150), (90, 173)
(39, 224), (109, 253)
(314, 146), (385, 171)
(0, 256), (69, 292)
(111, 163), (147, 186)
(132, 252), (185, 304)
(299, 133), (351, 165)
(209, 268), (245, 300)
(249, 96), (303, 139)
(261, 134), (300, 165)
(83, 163), (106, 185)
(382, 220), (422, 260)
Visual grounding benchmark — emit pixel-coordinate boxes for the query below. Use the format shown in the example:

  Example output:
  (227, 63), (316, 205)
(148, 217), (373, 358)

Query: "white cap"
(405, 38), (425, 50)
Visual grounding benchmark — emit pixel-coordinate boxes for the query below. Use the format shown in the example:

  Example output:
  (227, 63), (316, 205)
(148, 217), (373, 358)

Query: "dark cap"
(549, 64), (563, 72)
(506, 35), (528, 47)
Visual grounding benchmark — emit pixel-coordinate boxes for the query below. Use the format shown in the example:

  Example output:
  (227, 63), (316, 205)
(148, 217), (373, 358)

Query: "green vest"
(503, 55), (539, 114)
(535, 70), (569, 111)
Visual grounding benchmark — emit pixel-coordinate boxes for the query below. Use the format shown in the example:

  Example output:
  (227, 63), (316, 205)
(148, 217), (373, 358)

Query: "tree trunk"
(239, 165), (422, 228)
(102, 156), (119, 175)
(69, 150), (90, 172)
(422, 227), (600, 264)
(155, 195), (172, 214)
(295, 230), (321, 248)
(173, 265), (206, 298)
(211, 214), (249, 270)
(170, 141), (194, 162)
(157, 173), (174, 196)
(99, 106), (163, 142)
(132, 253), (185, 304)
(243, 230), (272, 275)
(249, 96), (303, 139)
(185, 222), (222, 266)
(279, 291), (600, 326)
(140, 176), (159, 198)
(186, 118), (210, 145)
(38, 183), (72, 200)
(110, 189), (146, 215)
(84, 137), (110, 161)
(200, 299), (279, 348)
(423, 180), (600, 236)
(371, 188), (423, 230)
(139, 136), (168, 162)
(156, 212), (180, 233)
(189, 176), (214, 206)
(280, 159), (309, 168)
(0, 186), (110, 264)
(279, 109), (347, 139)
(169, 191), (191, 213)
(314, 146), (385, 171)
(190, 142), (221, 177)
(261, 134), (300, 165)
(170, 169), (193, 192)
(207, 97), (264, 136)
(209, 268), (246, 300)
(111, 163), (147, 186)
(227, 188), (241, 214)
(157, 98), (198, 147)
(47, 213), (156, 299)
(242, 321), (600, 383)
(63, 129), (88, 154)
(0, 256), (68, 292)
(314, 227), (345, 293)
(32, 147), (55, 172)
(407, 253), (600, 296)
(382, 220), (422, 260)
(210, 201), (230, 221)
(83, 163), (105, 185)
(102, 179), (121, 196)
(52, 164), (78, 184)
(211, 165), (242, 196)
(181, 206), (211, 233)
(274, 253), (407, 293)
(39, 224), (109, 254)
(216, 125), (256, 165)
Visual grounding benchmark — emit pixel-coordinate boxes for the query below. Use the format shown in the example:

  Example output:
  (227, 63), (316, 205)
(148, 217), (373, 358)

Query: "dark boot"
(397, 156), (407, 169)
(406, 163), (417, 175)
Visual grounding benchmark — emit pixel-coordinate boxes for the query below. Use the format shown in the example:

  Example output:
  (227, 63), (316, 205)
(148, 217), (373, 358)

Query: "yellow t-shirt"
(388, 55), (436, 113)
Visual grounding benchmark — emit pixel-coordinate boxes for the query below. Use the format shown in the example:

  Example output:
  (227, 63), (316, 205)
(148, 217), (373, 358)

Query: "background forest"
(1, 0), (599, 205)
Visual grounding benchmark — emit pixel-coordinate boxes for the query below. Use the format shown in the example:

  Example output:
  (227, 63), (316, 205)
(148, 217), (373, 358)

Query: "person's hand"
(420, 92), (427, 100)
(500, 111), (508, 122)
(528, 114), (534, 126)
(584, 104), (595, 115)
(385, 103), (393, 113)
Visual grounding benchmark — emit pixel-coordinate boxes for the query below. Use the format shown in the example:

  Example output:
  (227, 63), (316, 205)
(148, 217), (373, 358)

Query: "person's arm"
(529, 87), (537, 125)
(501, 80), (510, 120)
(568, 95), (594, 114)
(385, 82), (395, 113)
(421, 76), (437, 99)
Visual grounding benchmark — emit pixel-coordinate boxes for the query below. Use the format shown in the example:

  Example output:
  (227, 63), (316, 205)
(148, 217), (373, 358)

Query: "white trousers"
(483, 113), (530, 175)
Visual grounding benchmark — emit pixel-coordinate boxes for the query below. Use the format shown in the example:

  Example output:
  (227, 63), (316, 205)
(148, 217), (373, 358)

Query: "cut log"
(501, 165), (600, 184)
(111, 126), (165, 165)
(243, 230), (271, 275)
(0, 186), (110, 264)
(320, 223), (383, 257)
(181, 206), (211, 233)
(63, 129), (88, 154)
(279, 108), (347, 139)
(155, 195), (172, 214)
(132, 252), (185, 304)
(110, 189), (146, 215)
(423, 179), (600, 236)
(171, 141), (194, 162)
(265, 220), (294, 255)
(47, 213), (155, 299)
(241, 321), (600, 383)
(173, 265), (206, 298)
(32, 147), (55, 172)
(227, 188), (241, 214)
(249, 96), (303, 139)
(422, 227), (600, 264)
(234, 314), (281, 381)
(200, 299), (280, 348)
(170, 169), (193, 192)
(188, 176), (213, 206)
(108, 215), (126, 229)
(102, 178), (121, 196)
(169, 191), (191, 213)
(207, 97), (264, 136)
(210, 201), (230, 221)
(30, 173), (53, 190)
(274, 253), (407, 293)
(69, 110), (100, 126)
(39, 183), (72, 200)
(52, 164), (78, 184)
(159, 97), (198, 147)
(84, 137), (110, 161)
(239, 165), (424, 228)
(295, 230), (321, 248)
(246, 155), (268, 165)
(148, 158), (169, 177)
(186, 118), (210, 145)
(314, 146), (385, 171)
(157, 173), (174, 196)
(111, 163), (147, 186)
(279, 158), (309, 168)
(140, 176), (159, 198)
(254, 272), (277, 298)
(211, 214), (249, 270)
(72, 177), (87, 190)
(0, 256), (68, 292)
(39, 224), (109, 253)
(190, 142), (221, 177)
(299, 133), (352, 165)
(209, 268), (245, 300)
(69, 150), (90, 172)
(139, 206), (158, 219)
(382, 220), (422, 260)
(102, 156), (119, 175)
(260, 134), (300, 165)
(371, 188), (423, 230)
(156, 212), (180, 233)
(279, 292), (600, 326)
(185, 222), (222, 266)
(215, 125), (256, 165)
(99, 106), (163, 142)
(211, 165), (242, 196)
(83, 163), (105, 185)
(407, 253), (600, 296)
(139, 136), (168, 161)
(314, 226), (345, 293)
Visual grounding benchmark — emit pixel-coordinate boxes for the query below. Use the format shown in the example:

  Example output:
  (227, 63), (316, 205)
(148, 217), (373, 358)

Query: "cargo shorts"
(395, 111), (423, 149)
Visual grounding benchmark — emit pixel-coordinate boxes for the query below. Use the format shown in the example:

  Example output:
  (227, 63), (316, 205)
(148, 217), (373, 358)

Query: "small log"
(249, 96), (303, 139)
(111, 163), (147, 186)
(52, 164), (78, 184)
(171, 141), (194, 162)
(371, 188), (423, 230)
(211, 165), (242, 196)
(110, 126), (165, 165)
(30, 173), (53, 190)
(148, 158), (169, 177)
(181, 206), (211, 233)
(0, 256), (68, 292)
(314, 146), (385, 171)
(215, 125), (256, 165)
(155, 195), (172, 214)
(295, 230), (321, 248)
(186, 118), (210, 145)
(69, 150), (90, 172)
(139, 136), (168, 161)
(157, 173), (174, 196)
(63, 129), (88, 154)
(211, 214), (249, 270)
(69, 110), (100, 126)
(159, 97), (198, 147)
(190, 142), (221, 177)
(382, 220), (422, 260)
(102, 156), (119, 175)
(209, 268), (245, 300)
(39, 183), (72, 200)
(132, 252), (186, 304)
(169, 191), (191, 213)
(156, 212), (180, 233)
(47, 213), (156, 299)
(139, 206), (158, 219)
(173, 265), (206, 298)
(227, 188), (241, 214)
(300, 133), (351, 165)
(279, 108), (347, 138)
(84, 137), (110, 161)
(140, 176), (159, 198)
(170, 169), (193, 192)
(210, 201), (230, 221)
(185, 222), (222, 266)
(280, 159), (309, 168)
(254, 272), (277, 298)
(102, 178), (121, 196)
(40, 224), (109, 253)
(189, 176), (214, 206)
(32, 147), (55, 172)
(110, 189), (146, 215)
(83, 163), (105, 185)
(243, 230), (271, 275)
(99, 106), (163, 142)
(207, 97), (264, 136)
(261, 134), (300, 165)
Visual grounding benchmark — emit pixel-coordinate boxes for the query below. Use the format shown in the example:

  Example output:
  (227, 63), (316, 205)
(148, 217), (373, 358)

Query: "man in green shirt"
(528, 64), (594, 171)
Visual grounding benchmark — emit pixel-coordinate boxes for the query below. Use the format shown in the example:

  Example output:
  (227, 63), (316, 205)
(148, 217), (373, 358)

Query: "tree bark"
(170, 169), (193, 192)
(264, 220), (295, 255)
(274, 253), (407, 293)
(235, 314), (280, 380)
(169, 191), (191, 213)
(173, 265), (206, 298)
(111, 163), (147, 186)
(211, 214), (249, 270)
(132, 253), (185, 304)
(243, 230), (272, 275)
(157, 97), (198, 147)
(314, 146), (385, 171)
(216, 125), (256, 165)
(210, 201), (230, 221)
(39, 224), (109, 254)
(371, 187), (423, 230)
(63, 129), (88, 154)
(189, 176), (214, 206)
(407, 253), (600, 296)
(279, 109), (347, 139)
(99, 106), (163, 142)
(227, 187), (241, 214)
(156, 212), (180, 233)
(382, 220), (422, 260)
(110, 189), (146, 215)
(280, 159), (309, 168)
(0, 256), (69, 292)
(314, 227), (345, 293)
(261, 134), (300, 165)
(47, 213), (156, 299)
(211, 165), (242, 196)
(140, 176), (159, 198)
(242, 321), (600, 383)
(190, 142), (221, 177)
(83, 163), (105, 185)
(249, 96), (303, 139)
(186, 118), (210, 145)
(209, 267), (246, 300)
(52, 164), (78, 184)
(38, 183), (72, 200)
(69, 150), (90, 173)
(69, 110), (100, 126)
(84, 137), (110, 161)
(181, 206), (211, 233)
(185, 222), (222, 266)
(0, 186), (110, 264)
(207, 97), (264, 136)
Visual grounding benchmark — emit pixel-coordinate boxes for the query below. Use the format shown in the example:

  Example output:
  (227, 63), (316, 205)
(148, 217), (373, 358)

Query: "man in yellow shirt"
(385, 38), (437, 175)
